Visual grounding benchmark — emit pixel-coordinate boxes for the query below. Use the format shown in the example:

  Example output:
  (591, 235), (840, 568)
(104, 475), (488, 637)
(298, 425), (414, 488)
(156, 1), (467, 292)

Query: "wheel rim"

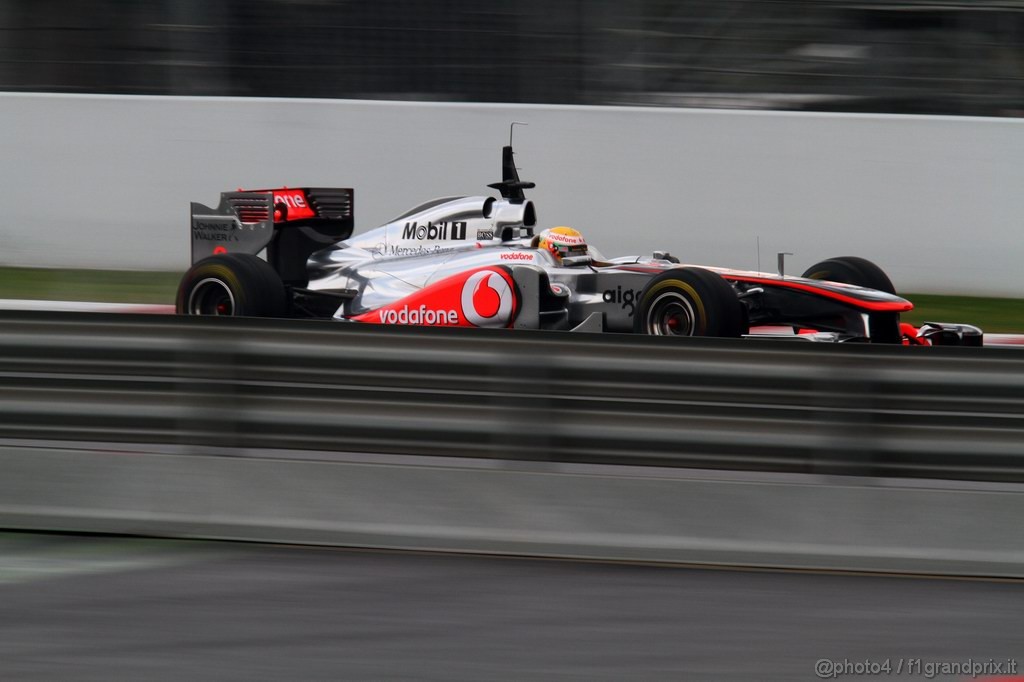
(646, 292), (695, 336)
(187, 278), (235, 316)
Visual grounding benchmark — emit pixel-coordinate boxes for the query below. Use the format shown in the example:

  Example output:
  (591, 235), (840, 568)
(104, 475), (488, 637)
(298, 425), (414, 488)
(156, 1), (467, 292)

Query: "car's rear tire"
(801, 256), (896, 294)
(634, 267), (747, 338)
(176, 253), (287, 317)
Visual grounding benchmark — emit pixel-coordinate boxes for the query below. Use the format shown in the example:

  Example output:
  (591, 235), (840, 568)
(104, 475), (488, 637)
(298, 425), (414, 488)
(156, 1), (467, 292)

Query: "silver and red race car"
(177, 145), (982, 346)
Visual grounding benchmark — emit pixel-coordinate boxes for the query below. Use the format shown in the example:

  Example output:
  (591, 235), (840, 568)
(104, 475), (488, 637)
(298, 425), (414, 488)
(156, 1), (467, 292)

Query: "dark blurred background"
(1, 0), (1022, 116)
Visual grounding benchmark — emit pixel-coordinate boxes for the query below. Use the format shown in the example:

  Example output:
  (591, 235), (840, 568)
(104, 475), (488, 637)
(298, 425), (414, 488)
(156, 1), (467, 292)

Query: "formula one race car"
(177, 145), (982, 346)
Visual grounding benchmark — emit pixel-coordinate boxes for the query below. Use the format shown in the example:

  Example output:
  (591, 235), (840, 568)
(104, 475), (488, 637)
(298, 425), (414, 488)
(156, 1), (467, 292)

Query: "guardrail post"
(175, 326), (243, 454)
(487, 345), (557, 461)
(812, 357), (882, 477)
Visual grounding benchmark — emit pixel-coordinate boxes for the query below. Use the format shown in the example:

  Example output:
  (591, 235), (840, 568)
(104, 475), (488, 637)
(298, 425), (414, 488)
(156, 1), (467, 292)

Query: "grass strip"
(899, 294), (1023, 334)
(0, 267), (180, 305)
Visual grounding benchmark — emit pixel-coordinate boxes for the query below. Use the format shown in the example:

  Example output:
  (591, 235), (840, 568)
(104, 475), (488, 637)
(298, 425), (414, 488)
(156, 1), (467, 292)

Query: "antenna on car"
(488, 122), (535, 203)
(508, 121), (526, 146)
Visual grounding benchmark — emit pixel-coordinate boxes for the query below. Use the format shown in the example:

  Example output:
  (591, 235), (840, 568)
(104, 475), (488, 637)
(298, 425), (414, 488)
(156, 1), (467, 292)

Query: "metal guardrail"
(1, 310), (1023, 482)
(4, 310), (1024, 576)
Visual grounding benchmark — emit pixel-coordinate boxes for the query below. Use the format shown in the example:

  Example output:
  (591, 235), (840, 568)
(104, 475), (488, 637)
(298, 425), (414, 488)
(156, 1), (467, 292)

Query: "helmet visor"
(553, 243), (588, 258)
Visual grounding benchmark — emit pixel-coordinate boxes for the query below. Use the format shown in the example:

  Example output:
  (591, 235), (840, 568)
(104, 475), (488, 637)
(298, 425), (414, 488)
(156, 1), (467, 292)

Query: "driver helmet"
(536, 226), (589, 263)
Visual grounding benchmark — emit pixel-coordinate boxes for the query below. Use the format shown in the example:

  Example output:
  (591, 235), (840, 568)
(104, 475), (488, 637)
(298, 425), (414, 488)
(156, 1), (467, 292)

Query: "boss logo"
(476, 229), (494, 240)
(603, 286), (643, 315)
(402, 221), (468, 241)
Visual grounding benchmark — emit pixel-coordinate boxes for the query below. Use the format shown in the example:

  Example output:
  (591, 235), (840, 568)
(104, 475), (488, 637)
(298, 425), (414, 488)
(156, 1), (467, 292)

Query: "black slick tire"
(802, 256), (903, 343)
(801, 256), (896, 294)
(176, 253), (287, 317)
(633, 267), (747, 338)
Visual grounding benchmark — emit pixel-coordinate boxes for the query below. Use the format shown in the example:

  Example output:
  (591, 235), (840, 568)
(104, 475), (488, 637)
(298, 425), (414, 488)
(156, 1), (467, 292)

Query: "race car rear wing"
(190, 187), (354, 286)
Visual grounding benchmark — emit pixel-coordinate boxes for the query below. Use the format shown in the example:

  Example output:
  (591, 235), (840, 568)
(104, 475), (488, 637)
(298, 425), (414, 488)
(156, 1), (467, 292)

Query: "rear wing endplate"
(189, 192), (275, 265)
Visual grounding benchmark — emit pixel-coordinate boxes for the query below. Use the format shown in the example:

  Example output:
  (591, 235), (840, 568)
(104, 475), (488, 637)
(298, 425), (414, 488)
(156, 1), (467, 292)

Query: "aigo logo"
(461, 270), (514, 327)
(603, 285), (643, 315)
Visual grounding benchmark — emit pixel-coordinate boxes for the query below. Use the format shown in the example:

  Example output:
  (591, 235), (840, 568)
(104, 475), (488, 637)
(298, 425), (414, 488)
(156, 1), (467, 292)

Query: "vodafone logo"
(461, 270), (514, 327)
(500, 252), (534, 262)
(552, 233), (585, 246)
(272, 190), (315, 220)
(380, 305), (458, 325)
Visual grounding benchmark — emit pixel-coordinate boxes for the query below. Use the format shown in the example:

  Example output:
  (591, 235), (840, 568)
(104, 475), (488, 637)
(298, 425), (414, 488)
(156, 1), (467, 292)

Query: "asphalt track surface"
(0, 534), (1022, 681)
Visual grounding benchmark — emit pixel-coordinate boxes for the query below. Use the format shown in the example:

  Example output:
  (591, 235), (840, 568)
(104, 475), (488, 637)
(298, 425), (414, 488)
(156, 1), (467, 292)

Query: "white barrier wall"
(1, 93), (1021, 295)
(5, 445), (1024, 578)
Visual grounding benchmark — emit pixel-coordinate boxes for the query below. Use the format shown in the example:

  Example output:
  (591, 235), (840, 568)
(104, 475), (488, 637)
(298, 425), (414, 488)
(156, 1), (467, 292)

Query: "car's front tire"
(801, 256), (896, 294)
(802, 256), (905, 342)
(176, 253), (287, 317)
(633, 267), (747, 338)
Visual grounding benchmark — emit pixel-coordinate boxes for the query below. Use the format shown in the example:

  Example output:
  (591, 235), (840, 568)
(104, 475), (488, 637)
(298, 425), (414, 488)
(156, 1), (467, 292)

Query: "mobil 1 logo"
(402, 221), (468, 241)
